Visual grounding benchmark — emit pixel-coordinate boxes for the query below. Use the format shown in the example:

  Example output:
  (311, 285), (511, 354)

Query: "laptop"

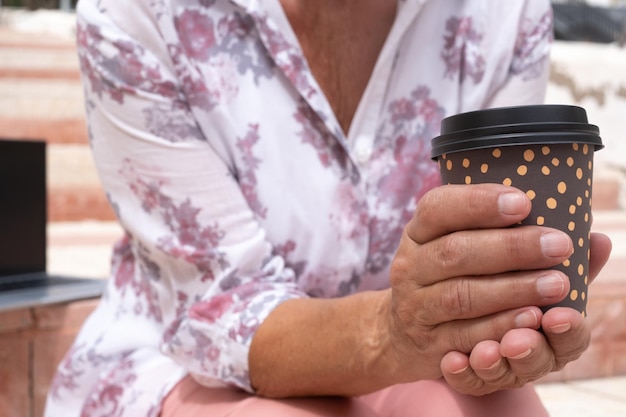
(0, 139), (107, 312)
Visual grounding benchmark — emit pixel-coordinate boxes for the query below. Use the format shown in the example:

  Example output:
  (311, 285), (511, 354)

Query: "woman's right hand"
(385, 183), (577, 392)
(249, 182), (609, 398)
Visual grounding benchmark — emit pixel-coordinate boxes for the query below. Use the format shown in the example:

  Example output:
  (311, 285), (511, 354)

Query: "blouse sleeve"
(76, 2), (305, 392)
(484, 0), (553, 108)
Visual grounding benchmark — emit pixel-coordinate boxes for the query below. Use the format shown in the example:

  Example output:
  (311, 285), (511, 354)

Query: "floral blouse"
(45, 0), (553, 416)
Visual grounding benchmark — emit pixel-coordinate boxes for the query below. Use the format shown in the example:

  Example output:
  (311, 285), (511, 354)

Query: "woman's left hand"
(440, 232), (612, 395)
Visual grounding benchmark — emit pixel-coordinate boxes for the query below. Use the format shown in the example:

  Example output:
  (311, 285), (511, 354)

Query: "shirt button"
(355, 142), (372, 164)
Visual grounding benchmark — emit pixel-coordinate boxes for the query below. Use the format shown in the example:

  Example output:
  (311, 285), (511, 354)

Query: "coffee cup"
(431, 105), (603, 315)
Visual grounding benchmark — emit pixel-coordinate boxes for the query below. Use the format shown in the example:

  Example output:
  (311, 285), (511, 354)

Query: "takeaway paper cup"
(431, 105), (604, 315)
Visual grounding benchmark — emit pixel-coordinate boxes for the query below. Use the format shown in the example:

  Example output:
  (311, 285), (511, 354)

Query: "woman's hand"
(386, 183), (612, 394)
(248, 182), (611, 398)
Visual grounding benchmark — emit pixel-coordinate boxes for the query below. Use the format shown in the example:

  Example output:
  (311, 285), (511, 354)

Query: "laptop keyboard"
(0, 275), (81, 292)
(0, 274), (47, 291)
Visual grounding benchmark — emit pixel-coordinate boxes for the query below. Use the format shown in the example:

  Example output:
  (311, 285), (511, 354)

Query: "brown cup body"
(431, 105), (603, 316)
(437, 142), (594, 315)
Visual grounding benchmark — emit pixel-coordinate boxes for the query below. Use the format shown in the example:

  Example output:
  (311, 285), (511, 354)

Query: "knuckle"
(390, 291), (430, 334)
(527, 362), (554, 379)
(434, 234), (470, 271)
(389, 257), (410, 287)
(391, 303), (437, 355)
(455, 326), (478, 354)
(390, 295), (415, 328)
(502, 229), (527, 260)
(502, 227), (549, 267)
(451, 376), (487, 396)
(439, 278), (473, 318)
(465, 186), (494, 216)
(413, 328), (437, 354)
(553, 326), (591, 370)
(555, 345), (588, 371)
(480, 366), (522, 389)
(413, 189), (441, 223)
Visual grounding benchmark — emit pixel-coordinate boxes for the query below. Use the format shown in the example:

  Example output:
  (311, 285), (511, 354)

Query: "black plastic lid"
(431, 105), (603, 159)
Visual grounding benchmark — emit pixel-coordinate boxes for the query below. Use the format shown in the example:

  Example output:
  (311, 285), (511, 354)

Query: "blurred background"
(1, 0), (119, 281)
(0, 1), (625, 417)
(2, 0), (625, 215)
(1, 0), (77, 9)
(0, 0), (624, 298)
(0, 0), (625, 329)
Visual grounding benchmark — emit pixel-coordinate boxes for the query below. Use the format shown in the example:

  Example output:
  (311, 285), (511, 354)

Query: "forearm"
(248, 289), (401, 398)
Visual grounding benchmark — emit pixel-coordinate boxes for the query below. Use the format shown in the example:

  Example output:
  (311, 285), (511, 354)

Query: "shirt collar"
(227, 0), (432, 148)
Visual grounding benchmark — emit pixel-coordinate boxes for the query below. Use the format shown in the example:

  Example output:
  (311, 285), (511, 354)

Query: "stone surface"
(47, 221), (121, 278)
(1, 7), (626, 417)
(547, 41), (626, 172)
(0, 338), (30, 417)
(0, 117), (88, 144)
(0, 308), (33, 332)
(1, 9), (624, 223)
(0, 79), (84, 119)
(32, 322), (91, 417)
(0, 298), (99, 417)
(536, 376), (626, 417)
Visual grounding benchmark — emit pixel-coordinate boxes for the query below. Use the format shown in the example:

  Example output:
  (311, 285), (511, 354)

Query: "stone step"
(0, 78), (85, 120)
(0, 9), (76, 47)
(41, 146), (626, 221)
(47, 221), (122, 278)
(0, 41), (79, 78)
(0, 117), (87, 144)
(592, 175), (620, 211)
(0, 8), (623, 223)
(47, 144), (115, 222)
(0, 298), (100, 417)
(48, 185), (115, 222)
(1, 135), (622, 222)
(0, 11), (624, 417)
(41, 210), (626, 385)
(539, 209), (626, 383)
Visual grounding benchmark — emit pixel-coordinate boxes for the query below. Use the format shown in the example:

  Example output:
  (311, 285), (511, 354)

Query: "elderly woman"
(45, 0), (611, 416)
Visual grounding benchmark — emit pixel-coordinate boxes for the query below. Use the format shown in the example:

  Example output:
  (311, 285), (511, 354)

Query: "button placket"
(354, 139), (373, 165)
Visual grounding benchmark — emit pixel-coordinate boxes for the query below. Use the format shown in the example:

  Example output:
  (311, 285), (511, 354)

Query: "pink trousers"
(160, 376), (549, 417)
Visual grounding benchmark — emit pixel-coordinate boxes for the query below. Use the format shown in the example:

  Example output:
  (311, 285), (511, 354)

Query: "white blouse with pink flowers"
(45, 0), (553, 416)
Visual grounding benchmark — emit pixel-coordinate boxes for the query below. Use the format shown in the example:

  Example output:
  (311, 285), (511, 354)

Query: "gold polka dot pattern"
(439, 143), (595, 315)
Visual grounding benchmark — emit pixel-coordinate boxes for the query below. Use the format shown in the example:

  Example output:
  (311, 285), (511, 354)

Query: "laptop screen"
(0, 139), (47, 275)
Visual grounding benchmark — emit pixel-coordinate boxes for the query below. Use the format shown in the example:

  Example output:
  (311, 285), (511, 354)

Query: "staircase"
(0, 10), (625, 417)
(0, 9), (114, 222)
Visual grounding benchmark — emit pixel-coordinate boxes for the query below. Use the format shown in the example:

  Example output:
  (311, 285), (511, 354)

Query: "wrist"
(359, 290), (410, 387)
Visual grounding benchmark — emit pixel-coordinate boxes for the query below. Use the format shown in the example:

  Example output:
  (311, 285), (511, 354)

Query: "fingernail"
(499, 192), (527, 215)
(549, 323), (572, 334)
(536, 273), (566, 299)
(515, 309), (539, 328)
(540, 232), (572, 258)
(510, 348), (532, 360)
(451, 366), (468, 375)
(483, 358), (502, 371)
